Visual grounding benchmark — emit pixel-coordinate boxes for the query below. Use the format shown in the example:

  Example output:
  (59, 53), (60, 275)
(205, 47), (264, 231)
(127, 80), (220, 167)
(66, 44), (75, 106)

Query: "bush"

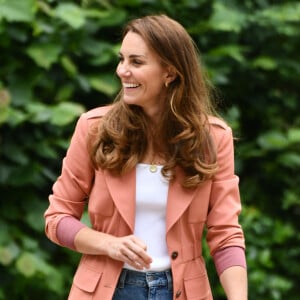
(1, 0), (300, 299)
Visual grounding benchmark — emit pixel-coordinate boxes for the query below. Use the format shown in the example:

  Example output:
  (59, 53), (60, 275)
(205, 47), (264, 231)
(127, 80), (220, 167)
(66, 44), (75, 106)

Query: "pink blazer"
(44, 106), (245, 300)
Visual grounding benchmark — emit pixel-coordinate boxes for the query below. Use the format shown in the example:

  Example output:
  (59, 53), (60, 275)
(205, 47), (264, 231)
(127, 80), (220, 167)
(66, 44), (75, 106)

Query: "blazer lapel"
(104, 168), (136, 233)
(166, 167), (197, 232)
(104, 166), (196, 234)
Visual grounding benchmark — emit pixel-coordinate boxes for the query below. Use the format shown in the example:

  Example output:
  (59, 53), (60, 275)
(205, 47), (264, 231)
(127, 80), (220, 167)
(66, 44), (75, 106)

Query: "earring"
(165, 81), (169, 88)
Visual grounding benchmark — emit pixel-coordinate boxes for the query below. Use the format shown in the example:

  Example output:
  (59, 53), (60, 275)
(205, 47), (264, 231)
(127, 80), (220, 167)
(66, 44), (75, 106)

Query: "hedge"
(1, 1), (300, 299)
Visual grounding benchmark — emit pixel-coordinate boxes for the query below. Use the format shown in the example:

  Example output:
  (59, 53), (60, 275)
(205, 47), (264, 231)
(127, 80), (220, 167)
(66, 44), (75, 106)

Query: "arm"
(73, 226), (152, 270)
(56, 215), (152, 270)
(206, 121), (247, 297)
(220, 266), (248, 300)
(206, 123), (246, 251)
(213, 246), (247, 299)
(44, 112), (94, 245)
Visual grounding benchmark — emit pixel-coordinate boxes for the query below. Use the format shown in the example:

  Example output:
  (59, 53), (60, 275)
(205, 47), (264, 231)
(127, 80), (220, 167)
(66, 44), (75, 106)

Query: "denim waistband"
(117, 268), (173, 291)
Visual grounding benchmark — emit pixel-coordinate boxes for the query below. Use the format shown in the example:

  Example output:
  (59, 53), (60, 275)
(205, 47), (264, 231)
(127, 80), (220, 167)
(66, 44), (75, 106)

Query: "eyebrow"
(118, 52), (147, 59)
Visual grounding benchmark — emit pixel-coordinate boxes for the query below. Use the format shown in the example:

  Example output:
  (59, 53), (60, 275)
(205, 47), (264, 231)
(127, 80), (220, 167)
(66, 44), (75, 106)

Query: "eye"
(132, 59), (143, 66)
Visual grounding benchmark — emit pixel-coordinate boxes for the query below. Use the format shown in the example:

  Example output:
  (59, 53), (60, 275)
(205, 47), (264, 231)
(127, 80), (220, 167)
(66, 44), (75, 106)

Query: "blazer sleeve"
(206, 120), (245, 256)
(44, 112), (95, 246)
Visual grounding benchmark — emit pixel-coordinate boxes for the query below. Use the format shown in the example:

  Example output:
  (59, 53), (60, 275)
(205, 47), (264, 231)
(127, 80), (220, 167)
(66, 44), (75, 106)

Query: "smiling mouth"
(123, 83), (140, 88)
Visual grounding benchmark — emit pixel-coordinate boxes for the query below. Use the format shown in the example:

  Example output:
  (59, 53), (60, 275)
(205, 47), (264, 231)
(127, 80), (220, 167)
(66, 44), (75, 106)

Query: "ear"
(165, 66), (177, 86)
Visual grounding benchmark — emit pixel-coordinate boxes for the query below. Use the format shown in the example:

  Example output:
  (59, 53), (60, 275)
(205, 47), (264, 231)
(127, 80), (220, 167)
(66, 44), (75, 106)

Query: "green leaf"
(89, 73), (120, 96)
(253, 3), (300, 36)
(273, 221), (294, 244)
(257, 131), (289, 150)
(26, 42), (62, 69)
(0, 0), (37, 22)
(0, 221), (10, 244)
(50, 102), (85, 126)
(15, 252), (38, 277)
(223, 105), (240, 132)
(39, 262), (65, 294)
(25, 200), (48, 232)
(282, 190), (300, 210)
(26, 102), (52, 123)
(9, 81), (33, 106)
(61, 56), (78, 77)
(252, 56), (278, 70)
(278, 152), (300, 169)
(209, 45), (246, 63)
(287, 128), (300, 143)
(0, 243), (20, 266)
(21, 236), (39, 251)
(258, 3), (300, 23)
(82, 41), (115, 66)
(1, 142), (29, 165)
(54, 3), (86, 29)
(0, 89), (10, 108)
(84, 8), (127, 27)
(259, 249), (273, 268)
(6, 107), (27, 127)
(0, 89), (10, 124)
(55, 84), (75, 102)
(209, 2), (247, 32)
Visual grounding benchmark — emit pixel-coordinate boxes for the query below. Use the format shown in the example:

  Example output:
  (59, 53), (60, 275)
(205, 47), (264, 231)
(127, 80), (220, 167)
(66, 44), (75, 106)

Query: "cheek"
(150, 76), (165, 91)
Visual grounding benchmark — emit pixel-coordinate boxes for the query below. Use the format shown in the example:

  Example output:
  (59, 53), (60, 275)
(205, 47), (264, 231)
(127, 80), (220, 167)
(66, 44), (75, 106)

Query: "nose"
(116, 62), (131, 78)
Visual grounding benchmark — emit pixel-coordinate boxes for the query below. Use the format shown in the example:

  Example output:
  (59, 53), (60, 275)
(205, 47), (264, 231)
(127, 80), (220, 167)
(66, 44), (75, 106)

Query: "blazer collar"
(104, 166), (196, 233)
(104, 168), (136, 232)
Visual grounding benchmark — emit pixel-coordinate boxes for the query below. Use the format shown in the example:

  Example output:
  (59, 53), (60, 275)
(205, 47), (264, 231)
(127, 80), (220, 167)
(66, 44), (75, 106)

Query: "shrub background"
(0, 0), (300, 299)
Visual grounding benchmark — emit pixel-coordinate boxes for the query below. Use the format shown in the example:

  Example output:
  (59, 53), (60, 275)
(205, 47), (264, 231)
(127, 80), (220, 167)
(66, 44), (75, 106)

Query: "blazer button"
(175, 290), (182, 298)
(171, 251), (178, 259)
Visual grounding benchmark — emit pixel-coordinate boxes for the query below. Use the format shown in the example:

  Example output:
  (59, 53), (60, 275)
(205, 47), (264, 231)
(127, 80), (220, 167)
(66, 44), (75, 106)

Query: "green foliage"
(1, 0), (300, 299)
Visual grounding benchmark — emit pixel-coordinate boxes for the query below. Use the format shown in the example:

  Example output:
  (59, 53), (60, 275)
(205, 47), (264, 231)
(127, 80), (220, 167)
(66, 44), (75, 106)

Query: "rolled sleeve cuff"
(56, 216), (87, 250)
(213, 246), (247, 276)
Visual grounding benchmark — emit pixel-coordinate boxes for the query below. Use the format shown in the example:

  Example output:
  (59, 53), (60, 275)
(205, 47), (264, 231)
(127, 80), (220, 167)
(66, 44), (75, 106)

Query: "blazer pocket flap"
(73, 265), (102, 293)
(184, 274), (211, 300)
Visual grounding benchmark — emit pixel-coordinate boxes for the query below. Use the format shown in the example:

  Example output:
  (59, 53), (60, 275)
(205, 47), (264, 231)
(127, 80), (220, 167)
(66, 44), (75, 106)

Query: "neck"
(143, 106), (164, 125)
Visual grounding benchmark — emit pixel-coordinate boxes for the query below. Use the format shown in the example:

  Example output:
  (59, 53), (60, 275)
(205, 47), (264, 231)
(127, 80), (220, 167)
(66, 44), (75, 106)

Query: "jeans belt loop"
(165, 269), (173, 291)
(118, 269), (127, 288)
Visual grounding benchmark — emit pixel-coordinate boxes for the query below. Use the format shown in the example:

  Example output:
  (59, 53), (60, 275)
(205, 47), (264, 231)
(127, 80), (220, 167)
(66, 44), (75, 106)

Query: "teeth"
(123, 83), (140, 88)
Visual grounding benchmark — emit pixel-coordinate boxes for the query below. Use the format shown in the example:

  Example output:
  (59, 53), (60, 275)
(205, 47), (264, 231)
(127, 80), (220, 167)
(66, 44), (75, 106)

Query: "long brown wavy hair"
(89, 14), (219, 188)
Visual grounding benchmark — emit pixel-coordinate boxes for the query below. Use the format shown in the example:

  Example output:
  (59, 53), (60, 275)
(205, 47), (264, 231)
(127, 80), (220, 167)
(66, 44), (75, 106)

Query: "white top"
(124, 163), (170, 271)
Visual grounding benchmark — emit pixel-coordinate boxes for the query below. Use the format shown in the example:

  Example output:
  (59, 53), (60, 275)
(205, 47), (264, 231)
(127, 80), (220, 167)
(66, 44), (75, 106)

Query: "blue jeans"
(112, 268), (173, 300)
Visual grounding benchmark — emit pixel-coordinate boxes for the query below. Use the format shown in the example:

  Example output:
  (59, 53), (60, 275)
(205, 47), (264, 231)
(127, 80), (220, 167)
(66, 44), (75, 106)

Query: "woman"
(44, 14), (247, 300)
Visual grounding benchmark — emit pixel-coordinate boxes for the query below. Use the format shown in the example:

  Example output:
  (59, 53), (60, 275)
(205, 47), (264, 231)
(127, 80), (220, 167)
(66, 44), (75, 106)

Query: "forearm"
(74, 226), (152, 270)
(56, 216), (115, 255)
(74, 226), (115, 255)
(220, 266), (248, 300)
(58, 216), (152, 269)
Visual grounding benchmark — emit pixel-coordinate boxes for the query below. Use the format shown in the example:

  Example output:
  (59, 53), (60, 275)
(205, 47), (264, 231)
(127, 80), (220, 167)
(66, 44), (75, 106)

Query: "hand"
(106, 235), (152, 270)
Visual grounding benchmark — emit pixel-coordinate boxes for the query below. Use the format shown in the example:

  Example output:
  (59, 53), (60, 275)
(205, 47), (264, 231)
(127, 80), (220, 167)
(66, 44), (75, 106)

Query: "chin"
(123, 98), (139, 106)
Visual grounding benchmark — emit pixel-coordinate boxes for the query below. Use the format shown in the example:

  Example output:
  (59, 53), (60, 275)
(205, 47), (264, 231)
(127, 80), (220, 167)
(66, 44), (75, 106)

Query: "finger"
(132, 254), (151, 270)
(127, 238), (152, 263)
(131, 252), (151, 269)
(122, 251), (145, 270)
(122, 246), (151, 269)
(129, 257), (145, 270)
(136, 248), (152, 265)
(130, 236), (148, 251)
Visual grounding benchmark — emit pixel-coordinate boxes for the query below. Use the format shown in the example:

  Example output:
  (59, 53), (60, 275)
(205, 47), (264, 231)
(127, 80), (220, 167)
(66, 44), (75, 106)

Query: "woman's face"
(116, 31), (169, 118)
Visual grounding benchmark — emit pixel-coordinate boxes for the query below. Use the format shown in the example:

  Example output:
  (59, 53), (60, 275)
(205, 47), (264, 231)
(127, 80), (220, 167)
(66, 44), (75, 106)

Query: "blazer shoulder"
(208, 116), (231, 132)
(83, 105), (113, 120)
